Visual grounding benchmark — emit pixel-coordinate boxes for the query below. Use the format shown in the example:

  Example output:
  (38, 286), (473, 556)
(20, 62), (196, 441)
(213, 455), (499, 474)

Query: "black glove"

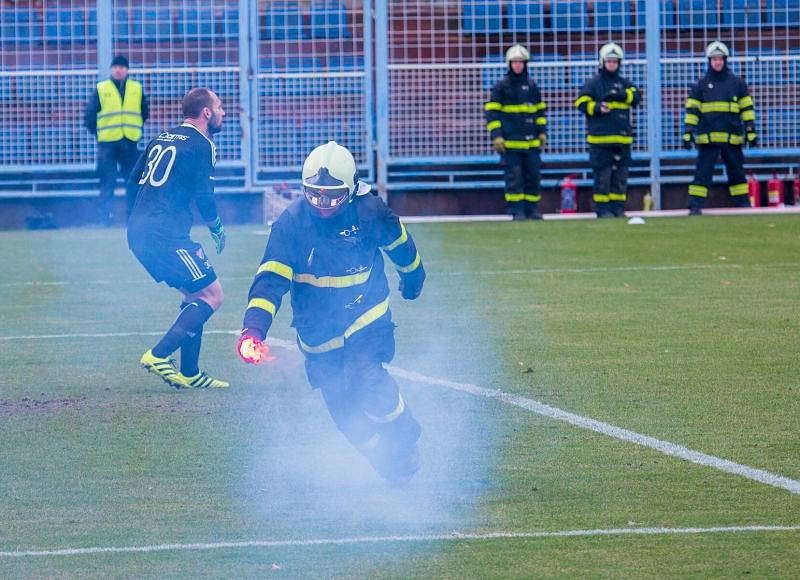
(398, 264), (425, 300)
(682, 133), (694, 150)
(601, 90), (624, 103)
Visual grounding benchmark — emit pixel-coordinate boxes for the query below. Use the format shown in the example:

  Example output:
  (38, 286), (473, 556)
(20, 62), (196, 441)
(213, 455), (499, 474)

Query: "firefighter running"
(575, 43), (641, 218)
(238, 142), (426, 486)
(683, 41), (757, 215)
(485, 44), (548, 220)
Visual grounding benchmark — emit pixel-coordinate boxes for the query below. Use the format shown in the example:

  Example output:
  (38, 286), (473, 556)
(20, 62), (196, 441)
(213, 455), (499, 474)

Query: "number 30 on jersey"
(138, 144), (177, 187)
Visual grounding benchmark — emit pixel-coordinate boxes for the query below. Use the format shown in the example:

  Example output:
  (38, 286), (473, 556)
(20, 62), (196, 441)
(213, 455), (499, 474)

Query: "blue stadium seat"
(263, 2), (305, 40)
(12, 11), (42, 42)
(721, 0), (761, 27)
(133, 8), (172, 39)
(766, 0), (800, 25)
(309, 2), (350, 39)
(87, 9), (97, 37)
(45, 10), (85, 42)
(0, 12), (14, 43)
(328, 55), (360, 70)
(661, 0), (678, 27)
(506, 1), (545, 33)
(552, 1), (588, 30)
(678, 0), (718, 28)
(177, 9), (214, 39)
(594, 1), (633, 29)
(462, 1), (503, 34)
(223, 9), (239, 37)
(286, 56), (323, 70)
(114, 8), (129, 42)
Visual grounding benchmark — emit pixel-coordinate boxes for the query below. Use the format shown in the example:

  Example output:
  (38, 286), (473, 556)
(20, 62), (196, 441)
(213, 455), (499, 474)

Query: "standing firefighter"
(575, 43), (641, 218)
(485, 44), (548, 220)
(238, 142), (426, 486)
(683, 41), (756, 215)
(85, 55), (149, 225)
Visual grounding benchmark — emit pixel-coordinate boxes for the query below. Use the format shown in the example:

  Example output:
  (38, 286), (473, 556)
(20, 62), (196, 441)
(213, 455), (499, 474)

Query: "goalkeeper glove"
(237, 334), (272, 364)
(209, 217), (226, 254)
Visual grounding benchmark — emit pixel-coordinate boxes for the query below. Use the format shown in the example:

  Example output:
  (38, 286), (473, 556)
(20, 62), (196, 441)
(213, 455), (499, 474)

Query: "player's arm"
(377, 199), (425, 300)
(84, 90), (100, 133)
(575, 78), (599, 116)
(532, 83), (548, 144)
(127, 140), (151, 190)
(624, 79), (641, 108)
(238, 217), (294, 363)
(738, 79), (757, 144)
(683, 83), (702, 148)
(484, 81), (504, 140)
(192, 142), (226, 253)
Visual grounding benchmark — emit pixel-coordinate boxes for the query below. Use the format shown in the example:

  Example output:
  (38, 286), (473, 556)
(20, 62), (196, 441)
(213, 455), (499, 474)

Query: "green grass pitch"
(1, 215), (799, 577)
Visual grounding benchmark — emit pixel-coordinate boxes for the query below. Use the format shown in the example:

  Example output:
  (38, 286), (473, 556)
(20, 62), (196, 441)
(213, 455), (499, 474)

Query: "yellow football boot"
(140, 349), (188, 389)
(178, 371), (230, 389)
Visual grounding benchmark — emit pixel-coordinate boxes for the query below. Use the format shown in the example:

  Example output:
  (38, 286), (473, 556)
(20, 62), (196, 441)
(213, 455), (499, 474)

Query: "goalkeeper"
(238, 141), (426, 486)
(127, 88), (229, 390)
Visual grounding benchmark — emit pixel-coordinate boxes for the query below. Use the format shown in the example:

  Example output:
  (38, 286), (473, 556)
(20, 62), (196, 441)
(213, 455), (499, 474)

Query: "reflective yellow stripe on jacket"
(96, 79), (143, 142)
(298, 298), (390, 354)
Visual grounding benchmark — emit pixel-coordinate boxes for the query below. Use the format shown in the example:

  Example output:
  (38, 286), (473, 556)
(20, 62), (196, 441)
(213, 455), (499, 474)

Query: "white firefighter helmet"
(599, 42), (624, 67)
(505, 44), (530, 66)
(705, 41), (730, 59)
(301, 141), (370, 218)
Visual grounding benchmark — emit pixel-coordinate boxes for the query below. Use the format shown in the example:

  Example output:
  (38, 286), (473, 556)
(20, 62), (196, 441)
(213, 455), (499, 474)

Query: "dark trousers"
(590, 144), (631, 216)
(303, 322), (421, 480)
(688, 144), (750, 209)
(97, 138), (140, 223)
(502, 148), (542, 218)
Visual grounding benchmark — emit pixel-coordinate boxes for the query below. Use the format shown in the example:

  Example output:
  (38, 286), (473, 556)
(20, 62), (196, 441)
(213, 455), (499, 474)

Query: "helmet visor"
(303, 184), (351, 215)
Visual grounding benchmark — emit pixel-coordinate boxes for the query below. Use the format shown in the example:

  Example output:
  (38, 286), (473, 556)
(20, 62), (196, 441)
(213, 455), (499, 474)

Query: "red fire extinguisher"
(792, 171), (799, 206)
(747, 172), (761, 208)
(767, 172), (784, 207)
(560, 174), (578, 214)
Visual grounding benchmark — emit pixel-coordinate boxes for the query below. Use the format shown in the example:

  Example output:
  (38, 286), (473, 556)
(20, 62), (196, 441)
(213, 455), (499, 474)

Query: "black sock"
(179, 302), (203, 376)
(152, 299), (214, 359)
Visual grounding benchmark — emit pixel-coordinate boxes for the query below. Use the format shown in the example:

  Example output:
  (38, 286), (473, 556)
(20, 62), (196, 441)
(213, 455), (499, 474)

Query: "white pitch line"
(1, 333), (798, 495)
(388, 367), (800, 495)
(0, 262), (770, 289)
(1, 525), (798, 559)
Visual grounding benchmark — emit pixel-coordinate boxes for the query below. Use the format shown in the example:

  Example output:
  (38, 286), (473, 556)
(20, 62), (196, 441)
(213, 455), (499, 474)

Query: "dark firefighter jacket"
(484, 68), (548, 149)
(242, 193), (423, 354)
(575, 69), (641, 145)
(683, 66), (756, 146)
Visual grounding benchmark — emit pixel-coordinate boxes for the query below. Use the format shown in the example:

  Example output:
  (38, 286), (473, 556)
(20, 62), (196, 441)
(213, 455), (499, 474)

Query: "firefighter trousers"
(688, 144), (750, 209)
(502, 148), (541, 218)
(590, 144), (631, 217)
(97, 138), (140, 224)
(303, 320), (421, 482)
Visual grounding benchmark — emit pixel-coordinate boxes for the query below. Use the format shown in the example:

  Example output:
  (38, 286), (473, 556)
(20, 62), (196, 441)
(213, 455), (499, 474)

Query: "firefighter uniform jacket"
(484, 70), (548, 149)
(683, 66), (756, 146)
(575, 70), (641, 145)
(242, 194), (423, 353)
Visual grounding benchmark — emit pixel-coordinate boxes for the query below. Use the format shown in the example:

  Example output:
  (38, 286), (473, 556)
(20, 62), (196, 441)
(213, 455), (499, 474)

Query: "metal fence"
(1, 1), (798, 204)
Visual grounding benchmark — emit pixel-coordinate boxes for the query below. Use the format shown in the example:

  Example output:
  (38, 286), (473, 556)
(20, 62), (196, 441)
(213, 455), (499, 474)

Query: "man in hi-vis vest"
(85, 55), (149, 225)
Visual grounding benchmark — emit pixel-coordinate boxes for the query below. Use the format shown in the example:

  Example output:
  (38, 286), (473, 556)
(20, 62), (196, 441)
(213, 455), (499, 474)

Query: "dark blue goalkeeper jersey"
(127, 123), (218, 245)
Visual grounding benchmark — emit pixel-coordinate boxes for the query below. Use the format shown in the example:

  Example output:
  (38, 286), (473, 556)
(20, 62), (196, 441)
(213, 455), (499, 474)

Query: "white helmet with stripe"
(705, 41), (730, 59)
(505, 44), (530, 66)
(599, 42), (624, 68)
(302, 141), (370, 218)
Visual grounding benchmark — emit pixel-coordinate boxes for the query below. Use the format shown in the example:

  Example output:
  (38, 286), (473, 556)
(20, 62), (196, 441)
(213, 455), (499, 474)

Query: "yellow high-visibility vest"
(96, 79), (143, 142)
